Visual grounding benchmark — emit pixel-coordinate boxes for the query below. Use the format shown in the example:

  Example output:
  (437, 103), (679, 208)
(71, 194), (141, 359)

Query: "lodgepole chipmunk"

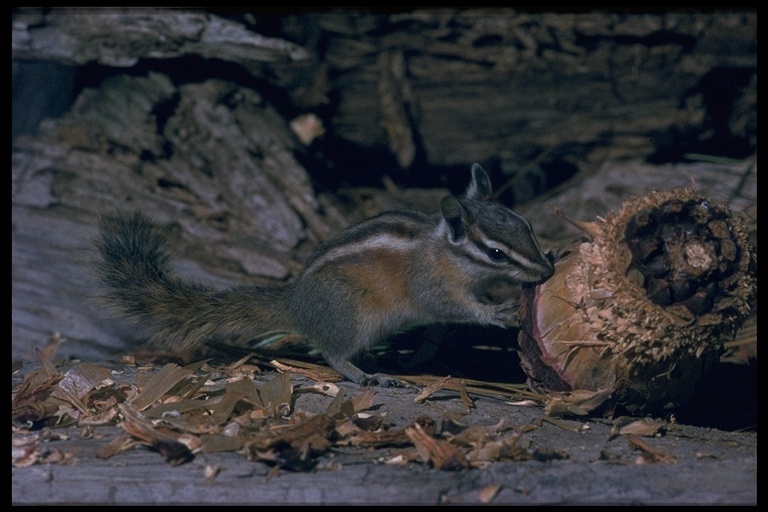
(96, 163), (554, 386)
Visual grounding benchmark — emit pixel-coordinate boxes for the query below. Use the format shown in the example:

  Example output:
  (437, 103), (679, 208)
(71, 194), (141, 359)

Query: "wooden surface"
(12, 362), (758, 505)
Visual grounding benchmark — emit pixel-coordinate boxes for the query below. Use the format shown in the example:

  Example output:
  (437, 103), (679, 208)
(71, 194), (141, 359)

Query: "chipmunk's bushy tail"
(96, 213), (292, 350)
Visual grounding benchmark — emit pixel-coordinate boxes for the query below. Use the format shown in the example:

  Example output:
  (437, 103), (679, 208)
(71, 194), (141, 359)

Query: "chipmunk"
(96, 163), (554, 386)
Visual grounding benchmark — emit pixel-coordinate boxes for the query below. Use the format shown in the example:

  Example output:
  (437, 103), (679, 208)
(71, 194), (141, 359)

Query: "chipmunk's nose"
(539, 253), (556, 281)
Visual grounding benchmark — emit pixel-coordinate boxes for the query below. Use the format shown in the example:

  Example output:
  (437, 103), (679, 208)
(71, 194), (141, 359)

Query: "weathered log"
(12, 71), (345, 359)
(14, 9), (756, 188)
(310, 10), (756, 184)
(12, 9), (756, 365)
(12, 8), (308, 69)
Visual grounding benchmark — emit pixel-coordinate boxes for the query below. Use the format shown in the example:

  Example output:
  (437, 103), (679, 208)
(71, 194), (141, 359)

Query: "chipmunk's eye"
(486, 248), (509, 262)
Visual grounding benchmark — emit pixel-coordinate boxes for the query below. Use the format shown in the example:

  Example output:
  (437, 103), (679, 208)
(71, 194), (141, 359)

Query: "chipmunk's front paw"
(489, 302), (520, 327)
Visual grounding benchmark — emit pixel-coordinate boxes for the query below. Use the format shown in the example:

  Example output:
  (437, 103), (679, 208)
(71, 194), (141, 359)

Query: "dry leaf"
(11, 365), (65, 423)
(95, 432), (136, 459)
(414, 375), (453, 403)
(405, 422), (469, 471)
(626, 434), (676, 464)
(465, 435), (531, 465)
(611, 416), (666, 439)
(12, 434), (41, 468)
(349, 416), (434, 448)
(478, 484), (501, 503)
(244, 413), (335, 471)
(118, 404), (195, 465)
(544, 388), (613, 417)
(130, 363), (194, 411)
(296, 381), (342, 397)
(269, 358), (342, 382)
(53, 363), (113, 401)
(350, 389), (376, 413)
(204, 464), (223, 483)
(200, 434), (243, 453)
(257, 372), (293, 417)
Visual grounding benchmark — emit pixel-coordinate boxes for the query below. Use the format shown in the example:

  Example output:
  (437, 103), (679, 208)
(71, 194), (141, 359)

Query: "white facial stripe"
(505, 247), (546, 271)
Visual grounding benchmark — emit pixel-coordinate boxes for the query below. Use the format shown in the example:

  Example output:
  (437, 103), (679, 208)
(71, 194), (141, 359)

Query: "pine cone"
(518, 188), (756, 416)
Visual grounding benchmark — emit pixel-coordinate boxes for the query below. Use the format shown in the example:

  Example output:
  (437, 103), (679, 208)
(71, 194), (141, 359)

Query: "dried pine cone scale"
(518, 188), (756, 416)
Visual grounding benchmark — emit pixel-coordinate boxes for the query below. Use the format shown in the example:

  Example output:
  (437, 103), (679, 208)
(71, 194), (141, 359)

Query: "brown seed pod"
(517, 188), (756, 416)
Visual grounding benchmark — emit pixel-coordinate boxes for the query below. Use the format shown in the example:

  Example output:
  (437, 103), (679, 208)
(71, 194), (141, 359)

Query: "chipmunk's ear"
(464, 163), (493, 201)
(440, 195), (468, 242)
